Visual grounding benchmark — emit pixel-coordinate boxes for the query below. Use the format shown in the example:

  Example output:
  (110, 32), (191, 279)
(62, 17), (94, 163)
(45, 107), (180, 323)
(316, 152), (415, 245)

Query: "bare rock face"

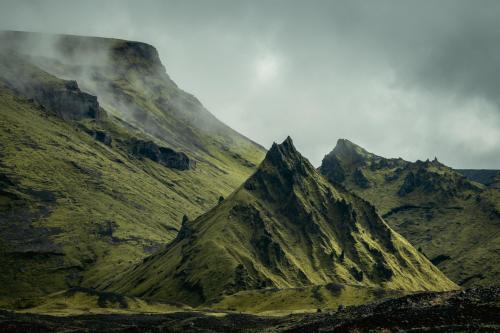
(319, 152), (346, 184)
(31, 80), (103, 121)
(353, 168), (371, 188)
(330, 138), (375, 167)
(0, 53), (103, 121)
(86, 129), (112, 146)
(398, 163), (480, 198)
(319, 139), (382, 187)
(127, 138), (194, 170)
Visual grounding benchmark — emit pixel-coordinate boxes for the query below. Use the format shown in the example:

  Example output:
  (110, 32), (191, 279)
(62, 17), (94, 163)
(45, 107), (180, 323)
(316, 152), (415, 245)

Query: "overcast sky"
(1, 0), (499, 168)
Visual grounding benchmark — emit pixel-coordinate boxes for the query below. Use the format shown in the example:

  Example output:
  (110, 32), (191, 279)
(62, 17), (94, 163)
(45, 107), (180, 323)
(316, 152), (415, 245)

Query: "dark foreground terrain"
(1, 286), (499, 332)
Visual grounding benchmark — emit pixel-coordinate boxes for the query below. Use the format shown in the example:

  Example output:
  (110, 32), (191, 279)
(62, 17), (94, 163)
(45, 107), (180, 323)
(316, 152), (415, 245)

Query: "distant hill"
(457, 169), (500, 187)
(320, 139), (500, 287)
(106, 137), (456, 309)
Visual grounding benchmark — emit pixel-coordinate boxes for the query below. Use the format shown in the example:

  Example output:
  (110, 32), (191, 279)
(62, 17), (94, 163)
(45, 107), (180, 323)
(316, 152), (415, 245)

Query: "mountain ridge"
(106, 137), (456, 308)
(320, 139), (500, 287)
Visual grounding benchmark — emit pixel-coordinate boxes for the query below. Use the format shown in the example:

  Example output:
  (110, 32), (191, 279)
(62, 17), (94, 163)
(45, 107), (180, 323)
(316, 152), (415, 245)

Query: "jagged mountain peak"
(331, 138), (378, 165)
(267, 136), (298, 159)
(335, 138), (360, 149)
(107, 140), (456, 306)
(244, 136), (318, 201)
(319, 140), (498, 288)
(319, 138), (372, 185)
(319, 139), (381, 186)
(321, 137), (481, 196)
(262, 136), (310, 172)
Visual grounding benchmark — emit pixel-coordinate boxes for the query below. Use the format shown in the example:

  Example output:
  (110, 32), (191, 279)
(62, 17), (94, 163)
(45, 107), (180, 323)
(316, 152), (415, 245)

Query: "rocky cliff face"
(0, 31), (264, 162)
(0, 55), (102, 121)
(397, 162), (478, 198)
(27, 80), (102, 121)
(127, 138), (194, 170)
(319, 151), (346, 184)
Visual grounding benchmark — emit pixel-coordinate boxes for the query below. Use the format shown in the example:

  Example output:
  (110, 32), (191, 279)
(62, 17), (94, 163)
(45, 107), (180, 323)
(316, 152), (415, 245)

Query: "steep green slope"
(0, 33), (264, 309)
(320, 139), (500, 287)
(107, 137), (456, 309)
(0, 31), (264, 174)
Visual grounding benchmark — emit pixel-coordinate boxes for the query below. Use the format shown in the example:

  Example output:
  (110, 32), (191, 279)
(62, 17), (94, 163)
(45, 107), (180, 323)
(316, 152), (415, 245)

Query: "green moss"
(212, 284), (406, 315)
(18, 288), (190, 316)
(320, 139), (500, 287)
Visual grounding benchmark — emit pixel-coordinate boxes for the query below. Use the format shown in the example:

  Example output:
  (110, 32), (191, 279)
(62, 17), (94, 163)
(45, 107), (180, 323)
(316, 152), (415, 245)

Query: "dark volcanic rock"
(319, 153), (346, 184)
(28, 81), (103, 121)
(353, 168), (370, 188)
(457, 169), (500, 187)
(0, 53), (103, 121)
(127, 138), (194, 170)
(331, 139), (370, 166)
(384, 167), (403, 182)
(398, 165), (480, 198)
(111, 41), (165, 74)
(91, 130), (112, 146)
(398, 171), (418, 196)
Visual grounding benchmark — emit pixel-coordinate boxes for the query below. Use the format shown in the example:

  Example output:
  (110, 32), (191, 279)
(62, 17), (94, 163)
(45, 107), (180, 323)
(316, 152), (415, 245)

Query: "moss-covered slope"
(0, 31), (264, 171)
(107, 137), (456, 307)
(320, 139), (500, 287)
(0, 32), (265, 308)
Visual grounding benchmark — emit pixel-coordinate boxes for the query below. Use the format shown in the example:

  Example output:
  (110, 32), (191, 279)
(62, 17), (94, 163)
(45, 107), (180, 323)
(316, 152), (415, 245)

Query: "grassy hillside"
(320, 139), (500, 287)
(0, 33), (265, 309)
(18, 288), (190, 316)
(212, 284), (406, 315)
(107, 137), (456, 310)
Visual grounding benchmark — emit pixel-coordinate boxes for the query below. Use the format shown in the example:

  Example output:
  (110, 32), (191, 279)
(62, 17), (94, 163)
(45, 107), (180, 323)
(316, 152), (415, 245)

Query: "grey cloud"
(0, 0), (499, 168)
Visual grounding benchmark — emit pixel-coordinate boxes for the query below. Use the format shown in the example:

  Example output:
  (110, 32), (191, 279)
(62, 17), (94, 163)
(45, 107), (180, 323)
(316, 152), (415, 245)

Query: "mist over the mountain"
(1, 0), (500, 168)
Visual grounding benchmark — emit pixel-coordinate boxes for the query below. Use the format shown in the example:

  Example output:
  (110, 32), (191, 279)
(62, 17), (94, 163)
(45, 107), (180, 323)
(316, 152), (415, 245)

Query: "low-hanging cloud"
(0, 0), (499, 168)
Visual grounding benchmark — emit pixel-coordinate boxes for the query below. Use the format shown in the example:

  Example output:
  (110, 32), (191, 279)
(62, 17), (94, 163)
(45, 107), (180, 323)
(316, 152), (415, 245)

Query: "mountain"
(320, 139), (500, 287)
(0, 31), (265, 308)
(457, 169), (500, 188)
(106, 137), (456, 310)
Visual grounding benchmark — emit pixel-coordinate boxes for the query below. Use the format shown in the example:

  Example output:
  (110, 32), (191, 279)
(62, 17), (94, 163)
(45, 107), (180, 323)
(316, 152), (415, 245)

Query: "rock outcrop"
(353, 168), (371, 188)
(127, 138), (194, 170)
(398, 162), (480, 198)
(31, 80), (102, 121)
(318, 152), (346, 184)
(0, 54), (103, 121)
